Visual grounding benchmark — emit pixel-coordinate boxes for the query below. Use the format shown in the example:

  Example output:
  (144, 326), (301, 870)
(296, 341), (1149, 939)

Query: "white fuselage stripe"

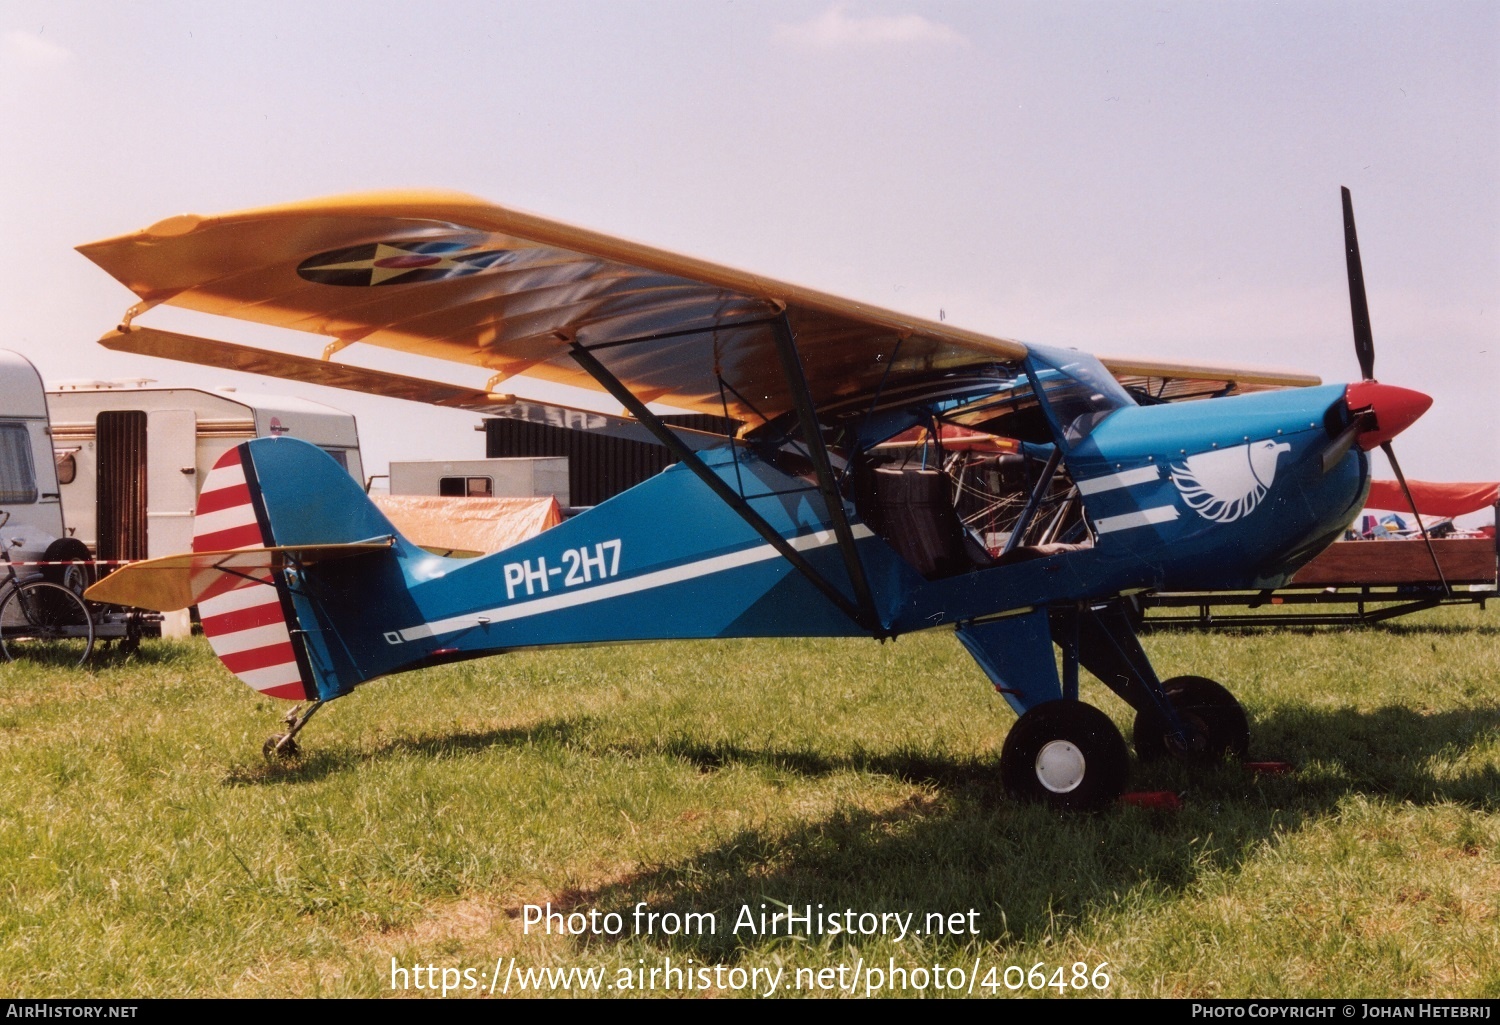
(399, 525), (873, 642)
(1076, 465), (1162, 496)
(1094, 506), (1180, 534)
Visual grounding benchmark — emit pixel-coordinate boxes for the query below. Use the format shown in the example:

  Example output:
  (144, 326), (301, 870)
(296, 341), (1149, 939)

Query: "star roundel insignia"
(297, 239), (517, 286)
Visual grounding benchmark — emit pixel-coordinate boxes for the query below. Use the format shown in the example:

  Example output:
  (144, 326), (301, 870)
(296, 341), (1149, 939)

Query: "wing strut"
(568, 335), (883, 636)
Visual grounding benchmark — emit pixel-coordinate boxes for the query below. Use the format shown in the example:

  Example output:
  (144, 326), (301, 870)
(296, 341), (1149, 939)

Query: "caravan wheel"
(41, 538), (94, 598)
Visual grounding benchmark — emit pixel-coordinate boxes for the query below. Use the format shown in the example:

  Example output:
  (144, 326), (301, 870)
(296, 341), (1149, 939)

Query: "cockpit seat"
(865, 465), (982, 578)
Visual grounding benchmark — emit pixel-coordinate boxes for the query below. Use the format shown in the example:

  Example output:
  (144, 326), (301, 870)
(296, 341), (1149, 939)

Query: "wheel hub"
(1034, 740), (1086, 793)
(1164, 712), (1210, 756)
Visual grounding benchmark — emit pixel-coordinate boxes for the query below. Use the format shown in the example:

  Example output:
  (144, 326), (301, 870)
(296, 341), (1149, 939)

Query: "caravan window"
(318, 447), (349, 472)
(0, 422), (38, 504)
(440, 476), (493, 498)
(54, 448), (78, 486)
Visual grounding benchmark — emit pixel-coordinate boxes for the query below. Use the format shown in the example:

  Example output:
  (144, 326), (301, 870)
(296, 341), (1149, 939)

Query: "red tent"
(1365, 481), (1498, 518)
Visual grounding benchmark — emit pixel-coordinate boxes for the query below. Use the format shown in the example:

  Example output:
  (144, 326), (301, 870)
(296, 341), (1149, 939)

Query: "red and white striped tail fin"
(193, 446), (312, 702)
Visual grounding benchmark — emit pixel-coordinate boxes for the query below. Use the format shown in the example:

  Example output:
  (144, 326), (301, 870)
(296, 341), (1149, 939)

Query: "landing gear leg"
(263, 701), (324, 761)
(958, 608), (1131, 810)
(1061, 601), (1249, 764)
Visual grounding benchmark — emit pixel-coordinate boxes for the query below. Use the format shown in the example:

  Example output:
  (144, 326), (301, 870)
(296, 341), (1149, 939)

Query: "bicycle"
(0, 512), (96, 667)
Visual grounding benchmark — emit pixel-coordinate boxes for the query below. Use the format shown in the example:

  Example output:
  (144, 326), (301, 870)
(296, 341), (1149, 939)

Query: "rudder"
(193, 439), (404, 702)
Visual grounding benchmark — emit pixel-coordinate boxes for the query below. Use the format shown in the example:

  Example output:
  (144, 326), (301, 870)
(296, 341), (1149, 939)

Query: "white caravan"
(46, 383), (364, 563)
(0, 351), (68, 564)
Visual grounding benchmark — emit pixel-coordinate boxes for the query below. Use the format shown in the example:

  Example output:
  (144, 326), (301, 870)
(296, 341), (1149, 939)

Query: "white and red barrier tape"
(4, 559), (136, 567)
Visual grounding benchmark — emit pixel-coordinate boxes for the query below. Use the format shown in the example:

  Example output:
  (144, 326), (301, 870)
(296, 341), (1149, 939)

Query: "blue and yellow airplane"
(81, 188), (1431, 809)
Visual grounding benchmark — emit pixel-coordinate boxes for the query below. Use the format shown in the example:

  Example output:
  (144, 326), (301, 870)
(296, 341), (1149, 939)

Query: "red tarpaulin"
(1365, 480), (1499, 518)
(874, 424), (1019, 453)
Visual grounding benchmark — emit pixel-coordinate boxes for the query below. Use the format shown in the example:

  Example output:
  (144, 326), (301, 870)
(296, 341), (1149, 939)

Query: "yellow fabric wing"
(79, 191), (1030, 427)
(79, 191), (1318, 426)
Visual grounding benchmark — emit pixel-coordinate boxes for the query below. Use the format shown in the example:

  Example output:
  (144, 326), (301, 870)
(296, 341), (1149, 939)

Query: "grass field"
(1, 608), (1497, 998)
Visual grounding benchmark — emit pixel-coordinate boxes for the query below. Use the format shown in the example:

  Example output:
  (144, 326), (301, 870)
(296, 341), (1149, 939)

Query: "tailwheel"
(1000, 700), (1129, 811)
(1132, 675), (1249, 763)
(260, 700), (324, 762)
(263, 734), (300, 761)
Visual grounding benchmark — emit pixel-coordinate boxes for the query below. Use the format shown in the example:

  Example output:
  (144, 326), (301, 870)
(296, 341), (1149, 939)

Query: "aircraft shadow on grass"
(219, 716), (595, 786)
(221, 701), (1497, 958)
(544, 704), (1498, 959)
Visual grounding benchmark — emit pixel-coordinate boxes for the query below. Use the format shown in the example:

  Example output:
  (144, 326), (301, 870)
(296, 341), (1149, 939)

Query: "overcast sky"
(1, 2), (1494, 511)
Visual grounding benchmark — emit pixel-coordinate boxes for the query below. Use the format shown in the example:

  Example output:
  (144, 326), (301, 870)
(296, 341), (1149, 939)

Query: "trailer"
(1140, 486), (1498, 628)
(45, 382), (364, 639)
(0, 351), (69, 564)
(48, 383), (363, 559)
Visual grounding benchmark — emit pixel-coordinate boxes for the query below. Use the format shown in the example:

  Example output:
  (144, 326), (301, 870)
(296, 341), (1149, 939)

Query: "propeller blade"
(1380, 440), (1450, 596)
(1342, 186), (1376, 380)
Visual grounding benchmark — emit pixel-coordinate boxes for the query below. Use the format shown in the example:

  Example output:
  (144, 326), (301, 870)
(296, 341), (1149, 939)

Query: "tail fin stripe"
(219, 642), (299, 675)
(236, 665), (306, 697)
(194, 523), (268, 552)
(195, 482), (253, 516)
(200, 601), (288, 635)
(200, 450), (245, 482)
(192, 444), (315, 703)
(192, 503), (264, 539)
(191, 570), (271, 605)
(205, 619), (294, 657)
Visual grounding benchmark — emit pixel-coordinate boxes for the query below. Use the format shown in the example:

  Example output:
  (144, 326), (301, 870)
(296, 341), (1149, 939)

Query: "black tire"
(0, 580), (96, 667)
(1000, 700), (1130, 811)
(40, 538), (93, 598)
(1132, 675), (1249, 763)
(118, 613), (143, 657)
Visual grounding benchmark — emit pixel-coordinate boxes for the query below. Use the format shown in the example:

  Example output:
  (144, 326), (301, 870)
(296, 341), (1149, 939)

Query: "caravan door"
(146, 409), (197, 558)
(95, 408), (198, 562)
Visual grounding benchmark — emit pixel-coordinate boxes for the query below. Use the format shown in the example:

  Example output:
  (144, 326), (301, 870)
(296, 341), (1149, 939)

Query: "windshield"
(1024, 346), (1136, 447)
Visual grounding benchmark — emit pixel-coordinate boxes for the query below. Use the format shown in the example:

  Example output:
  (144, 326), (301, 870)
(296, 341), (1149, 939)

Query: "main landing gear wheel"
(1000, 700), (1129, 811)
(1132, 675), (1249, 763)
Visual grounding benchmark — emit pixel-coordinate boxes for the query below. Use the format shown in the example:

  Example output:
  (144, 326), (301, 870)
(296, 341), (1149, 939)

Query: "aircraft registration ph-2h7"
(81, 188), (1434, 810)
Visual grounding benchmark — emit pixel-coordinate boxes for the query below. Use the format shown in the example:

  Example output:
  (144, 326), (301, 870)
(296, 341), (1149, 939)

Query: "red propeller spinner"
(1343, 379), (1432, 451)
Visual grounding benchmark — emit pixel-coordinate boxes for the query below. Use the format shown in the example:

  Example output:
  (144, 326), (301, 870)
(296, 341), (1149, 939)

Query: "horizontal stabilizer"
(84, 540), (393, 612)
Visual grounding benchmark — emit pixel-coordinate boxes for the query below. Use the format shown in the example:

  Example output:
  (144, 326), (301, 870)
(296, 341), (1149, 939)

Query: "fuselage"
(261, 373), (1374, 701)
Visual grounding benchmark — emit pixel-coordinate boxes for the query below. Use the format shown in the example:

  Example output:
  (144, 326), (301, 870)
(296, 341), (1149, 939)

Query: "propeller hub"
(1345, 380), (1432, 450)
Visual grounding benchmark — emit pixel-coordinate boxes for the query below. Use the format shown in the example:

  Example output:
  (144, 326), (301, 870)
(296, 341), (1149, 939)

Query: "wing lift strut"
(568, 314), (884, 637)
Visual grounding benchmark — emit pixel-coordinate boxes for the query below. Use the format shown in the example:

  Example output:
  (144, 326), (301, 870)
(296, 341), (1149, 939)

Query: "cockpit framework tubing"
(567, 314), (883, 635)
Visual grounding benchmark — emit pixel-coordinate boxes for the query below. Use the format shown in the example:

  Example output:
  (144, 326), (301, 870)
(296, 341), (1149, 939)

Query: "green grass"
(1, 610), (1497, 997)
